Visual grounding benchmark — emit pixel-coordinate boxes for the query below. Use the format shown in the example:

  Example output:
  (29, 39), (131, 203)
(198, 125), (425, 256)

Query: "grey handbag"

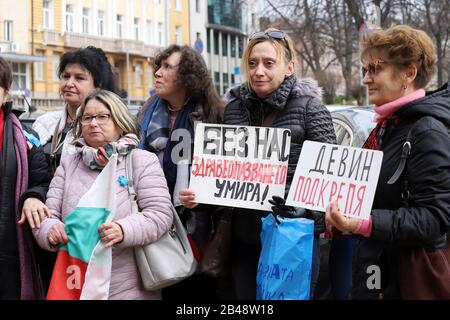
(125, 150), (197, 291)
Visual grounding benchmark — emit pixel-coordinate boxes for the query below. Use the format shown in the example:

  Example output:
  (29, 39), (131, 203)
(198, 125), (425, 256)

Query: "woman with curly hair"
(137, 45), (225, 299)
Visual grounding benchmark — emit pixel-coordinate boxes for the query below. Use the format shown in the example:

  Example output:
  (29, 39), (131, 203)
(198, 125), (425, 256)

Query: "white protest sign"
(189, 123), (291, 211)
(286, 141), (383, 220)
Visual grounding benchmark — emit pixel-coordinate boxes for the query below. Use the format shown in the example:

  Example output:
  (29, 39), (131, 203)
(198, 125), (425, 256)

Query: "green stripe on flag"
(64, 207), (111, 263)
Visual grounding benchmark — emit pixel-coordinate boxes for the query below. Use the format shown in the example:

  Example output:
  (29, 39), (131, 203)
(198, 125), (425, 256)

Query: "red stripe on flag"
(46, 250), (88, 300)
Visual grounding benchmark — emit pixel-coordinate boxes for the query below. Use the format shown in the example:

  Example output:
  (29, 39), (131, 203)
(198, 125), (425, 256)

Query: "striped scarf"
(73, 133), (139, 170)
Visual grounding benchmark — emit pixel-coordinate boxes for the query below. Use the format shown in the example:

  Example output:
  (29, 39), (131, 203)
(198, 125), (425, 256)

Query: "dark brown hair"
(0, 57), (12, 91)
(153, 45), (224, 123)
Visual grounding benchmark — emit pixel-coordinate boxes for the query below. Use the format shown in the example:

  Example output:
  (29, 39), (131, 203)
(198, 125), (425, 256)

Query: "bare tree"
(344, 0), (450, 86)
(323, 0), (359, 99)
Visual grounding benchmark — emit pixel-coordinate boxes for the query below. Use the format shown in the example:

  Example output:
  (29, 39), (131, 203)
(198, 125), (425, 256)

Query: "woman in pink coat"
(33, 89), (173, 299)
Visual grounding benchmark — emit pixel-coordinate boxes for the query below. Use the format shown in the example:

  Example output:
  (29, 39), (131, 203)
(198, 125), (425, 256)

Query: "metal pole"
(165, 0), (170, 46)
(126, 47), (131, 105)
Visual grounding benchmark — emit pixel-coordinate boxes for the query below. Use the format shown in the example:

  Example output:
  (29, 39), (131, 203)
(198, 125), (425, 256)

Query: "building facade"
(0, 0), (190, 110)
(0, 0), (46, 107)
(205, 0), (260, 95)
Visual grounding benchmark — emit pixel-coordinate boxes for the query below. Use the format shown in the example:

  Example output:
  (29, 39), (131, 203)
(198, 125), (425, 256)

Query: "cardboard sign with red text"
(286, 141), (383, 220)
(189, 123), (291, 211)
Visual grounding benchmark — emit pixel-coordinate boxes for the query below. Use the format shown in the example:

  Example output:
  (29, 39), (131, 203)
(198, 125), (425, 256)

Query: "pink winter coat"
(33, 149), (173, 300)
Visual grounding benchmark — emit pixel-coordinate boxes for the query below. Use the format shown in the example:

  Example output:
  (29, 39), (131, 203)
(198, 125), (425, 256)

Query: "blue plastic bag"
(256, 214), (314, 300)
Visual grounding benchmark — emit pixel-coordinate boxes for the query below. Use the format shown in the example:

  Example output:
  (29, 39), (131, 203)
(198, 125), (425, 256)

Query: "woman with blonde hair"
(34, 89), (174, 299)
(326, 25), (450, 299)
(182, 28), (336, 299)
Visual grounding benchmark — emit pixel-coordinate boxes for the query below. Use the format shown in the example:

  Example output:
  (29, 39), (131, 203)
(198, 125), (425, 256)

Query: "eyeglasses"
(361, 60), (388, 78)
(249, 30), (286, 41)
(80, 114), (111, 125)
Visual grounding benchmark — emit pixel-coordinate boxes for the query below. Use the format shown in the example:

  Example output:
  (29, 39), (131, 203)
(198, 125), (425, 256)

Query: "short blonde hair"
(241, 28), (297, 88)
(361, 24), (436, 88)
(74, 89), (140, 139)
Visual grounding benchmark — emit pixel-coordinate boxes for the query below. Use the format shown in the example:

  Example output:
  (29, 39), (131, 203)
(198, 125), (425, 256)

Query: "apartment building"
(205, 0), (260, 95)
(0, 0), (190, 109)
(0, 0), (46, 102)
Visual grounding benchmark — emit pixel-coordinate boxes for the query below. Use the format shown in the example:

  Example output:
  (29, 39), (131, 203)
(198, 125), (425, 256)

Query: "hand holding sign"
(179, 189), (199, 209)
(325, 201), (359, 233)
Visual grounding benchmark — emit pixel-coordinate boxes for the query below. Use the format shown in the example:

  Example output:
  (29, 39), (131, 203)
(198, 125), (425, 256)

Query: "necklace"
(67, 112), (75, 123)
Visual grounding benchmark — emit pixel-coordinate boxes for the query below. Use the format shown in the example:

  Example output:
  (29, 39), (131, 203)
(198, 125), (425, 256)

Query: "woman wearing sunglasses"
(221, 28), (336, 299)
(325, 25), (450, 299)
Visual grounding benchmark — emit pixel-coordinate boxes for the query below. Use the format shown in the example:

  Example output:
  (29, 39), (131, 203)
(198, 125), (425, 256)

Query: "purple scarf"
(11, 114), (42, 299)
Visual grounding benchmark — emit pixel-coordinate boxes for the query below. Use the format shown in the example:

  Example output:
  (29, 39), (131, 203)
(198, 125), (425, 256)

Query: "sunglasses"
(361, 60), (388, 78)
(248, 30), (286, 41)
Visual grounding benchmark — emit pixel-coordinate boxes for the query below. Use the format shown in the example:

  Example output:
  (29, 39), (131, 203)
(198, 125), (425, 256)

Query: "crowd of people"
(0, 23), (449, 300)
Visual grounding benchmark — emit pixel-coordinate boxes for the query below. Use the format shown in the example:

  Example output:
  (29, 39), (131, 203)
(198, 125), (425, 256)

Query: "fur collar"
(225, 76), (323, 110)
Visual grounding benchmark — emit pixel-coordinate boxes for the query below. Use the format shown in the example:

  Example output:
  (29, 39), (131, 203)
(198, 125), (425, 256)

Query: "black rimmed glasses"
(80, 114), (112, 125)
(248, 30), (287, 41)
(361, 60), (388, 78)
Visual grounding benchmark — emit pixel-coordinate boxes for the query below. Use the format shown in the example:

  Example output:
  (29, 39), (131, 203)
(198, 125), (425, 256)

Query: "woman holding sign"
(218, 28), (336, 299)
(325, 25), (450, 299)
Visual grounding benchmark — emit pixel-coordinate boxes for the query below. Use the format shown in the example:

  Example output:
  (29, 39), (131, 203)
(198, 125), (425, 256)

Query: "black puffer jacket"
(224, 75), (336, 244)
(0, 103), (51, 299)
(352, 82), (450, 300)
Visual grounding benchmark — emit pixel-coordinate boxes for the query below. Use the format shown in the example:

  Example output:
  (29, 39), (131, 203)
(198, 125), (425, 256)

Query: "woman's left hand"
(18, 197), (51, 229)
(179, 189), (199, 209)
(325, 201), (359, 233)
(99, 222), (124, 248)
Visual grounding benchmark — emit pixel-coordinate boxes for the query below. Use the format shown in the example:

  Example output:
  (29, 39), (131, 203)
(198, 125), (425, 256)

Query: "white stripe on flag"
(80, 154), (118, 300)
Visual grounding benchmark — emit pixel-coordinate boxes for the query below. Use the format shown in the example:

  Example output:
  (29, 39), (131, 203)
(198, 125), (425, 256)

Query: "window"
(214, 32), (219, 55)
(34, 51), (44, 81)
(52, 54), (60, 81)
(98, 11), (105, 36)
(145, 20), (152, 44)
(175, 26), (182, 45)
(251, 13), (256, 28)
(82, 8), (90, 34)
(175, 0), (181, 11)
(116, 15), (123, 38)
(332, 120), (353, 146)
(4, 20), (13, 42)
(134, 18), (139, 40)
(214, 72), (220, 94)
(135, 62), (142, 87)
(238, 37), (244, 57)
(43, 0), (54, 29)
(230, 35), (236, 57)
(66, 5), (74, 32)
(222, 34), (228, 56)
(195, 0), (200, 13)
(223, 73), (229, 92)
(157, 23), (163, 45)
(11, 63), (27, 91)
(147, 63), (153, 89)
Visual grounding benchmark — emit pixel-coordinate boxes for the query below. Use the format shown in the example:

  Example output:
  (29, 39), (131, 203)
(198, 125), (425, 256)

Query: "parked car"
(314, 105), (375, 300)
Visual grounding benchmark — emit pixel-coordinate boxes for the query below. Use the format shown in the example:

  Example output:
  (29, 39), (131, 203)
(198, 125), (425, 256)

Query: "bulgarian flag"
(47, 154), (118, 300)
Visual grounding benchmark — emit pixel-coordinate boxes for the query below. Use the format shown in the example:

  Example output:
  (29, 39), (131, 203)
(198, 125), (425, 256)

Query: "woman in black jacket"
(326, 25), (450, 299)
(182, 28), (336, 299)
(0, 57), (52, 299)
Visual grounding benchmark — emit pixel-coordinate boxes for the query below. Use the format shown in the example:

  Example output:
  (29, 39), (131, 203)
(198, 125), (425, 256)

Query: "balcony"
(42, 30), (62, 46)
(63, 32), (160, 57)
